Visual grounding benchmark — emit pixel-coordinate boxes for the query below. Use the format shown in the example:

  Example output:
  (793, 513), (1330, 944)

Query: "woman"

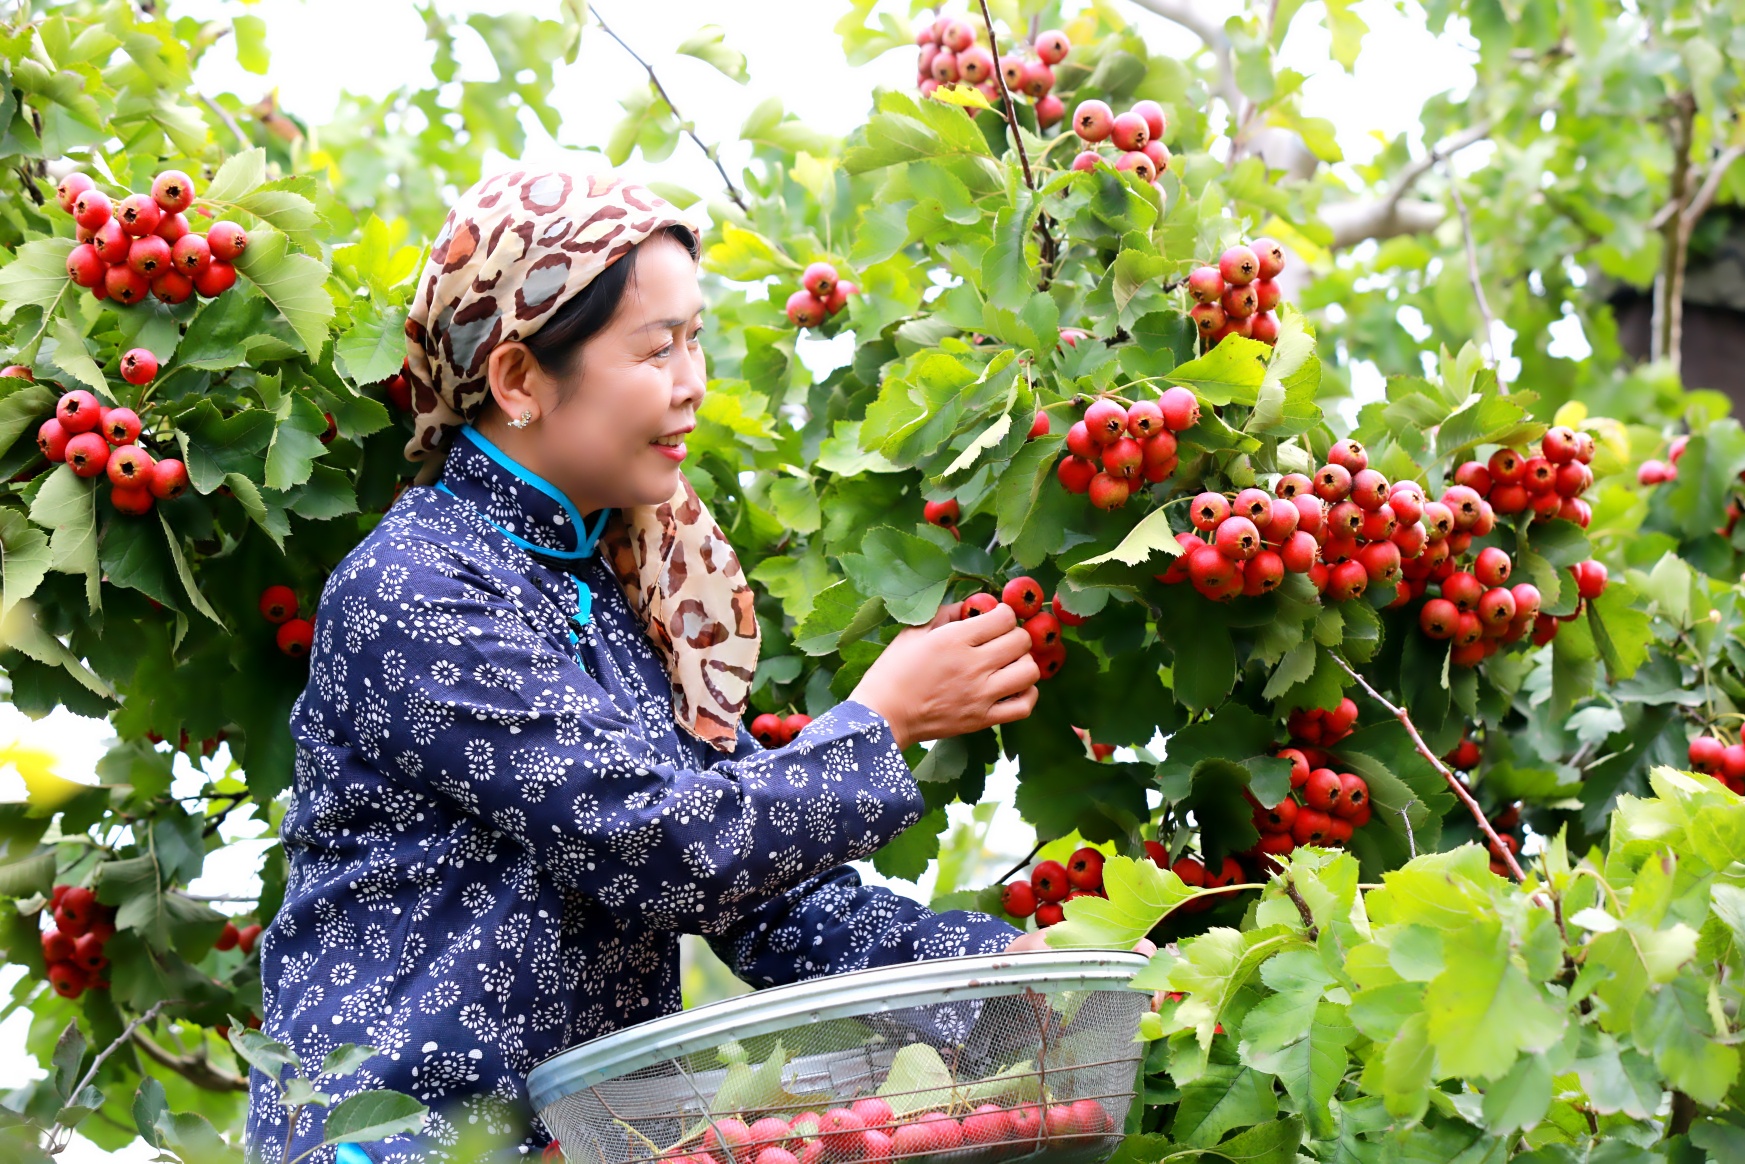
(245, 171), (1048, 1163)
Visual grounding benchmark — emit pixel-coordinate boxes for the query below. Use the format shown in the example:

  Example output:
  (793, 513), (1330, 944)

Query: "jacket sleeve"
(316, 554), (926, 933)
(705, 865), (1019, 988)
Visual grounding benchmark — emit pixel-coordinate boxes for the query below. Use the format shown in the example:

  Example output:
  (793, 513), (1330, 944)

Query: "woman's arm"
(317, 556), (927, 932)
(705, 865), (1018, 987)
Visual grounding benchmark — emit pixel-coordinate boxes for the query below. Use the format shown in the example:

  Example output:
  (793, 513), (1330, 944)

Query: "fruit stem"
(1329, 651), (1527, 882)
(992, 838), (1047, 888)
(1279, 876), (1318, 941)
(587, 5), (751, 216)
(971, 0), (1058, 285)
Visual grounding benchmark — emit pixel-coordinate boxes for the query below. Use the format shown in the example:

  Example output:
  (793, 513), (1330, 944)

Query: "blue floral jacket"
(245, 427), (1016, 1162)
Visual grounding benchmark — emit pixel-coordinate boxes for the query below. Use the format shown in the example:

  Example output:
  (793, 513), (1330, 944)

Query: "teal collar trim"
(452, 425), (611, 560)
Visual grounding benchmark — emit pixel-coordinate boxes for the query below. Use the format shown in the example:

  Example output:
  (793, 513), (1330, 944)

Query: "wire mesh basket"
(527, 950), (1151, 1164)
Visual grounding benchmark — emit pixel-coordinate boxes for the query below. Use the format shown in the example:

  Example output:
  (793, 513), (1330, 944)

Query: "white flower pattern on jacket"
(245, 430), (1016, 1163)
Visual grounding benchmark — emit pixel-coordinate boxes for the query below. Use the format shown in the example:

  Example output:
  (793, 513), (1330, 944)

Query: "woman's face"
(490, 235), (707, 512)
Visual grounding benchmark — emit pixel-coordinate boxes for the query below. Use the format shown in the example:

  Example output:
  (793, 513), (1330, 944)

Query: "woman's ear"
(485, 342), (548, 424)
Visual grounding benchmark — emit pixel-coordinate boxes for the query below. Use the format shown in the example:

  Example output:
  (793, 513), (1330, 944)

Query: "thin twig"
(196, 91), (249, 148)
(588, 5), (750, 215)
(72, 1001), (168, 1101)
(1444, 163), (1507, 395)
(971, 0), (1056, 282)
(1681, 141), (1745, 233)
(992, 838), (1047, 889)
(1280, 877), (1318, 941)
(1397, 801), (1417, 858)
(1330, 652), (1526, 881)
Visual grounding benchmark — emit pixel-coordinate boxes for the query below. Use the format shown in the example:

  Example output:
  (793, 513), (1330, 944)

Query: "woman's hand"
(1002, 930), (1158, 958)
(850, 602), (1040, 750)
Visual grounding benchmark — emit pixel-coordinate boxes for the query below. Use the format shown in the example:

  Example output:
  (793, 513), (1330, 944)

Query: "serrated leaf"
(201, 147), (267, 202)
(233, 228), (335, 356)
(677, 24), (748, 82)
(49, 316), (107, 396)
(159, 510), (223, 627)
(1045, 855), (1197, 947)
(1166, 335), (1271, 406)
(838, 527), (953, 625)
(1071, 505), (1181, 570)
(0, 238), (74, 323)
(335, 301), (411, 387)
(264, 393), (331, 491)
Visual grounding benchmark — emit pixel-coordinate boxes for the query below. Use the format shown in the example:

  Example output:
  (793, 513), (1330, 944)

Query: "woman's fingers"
(986, 650), (1042, 702)
(985, 685), (1039, 725)
(949, 601), (1018, 644)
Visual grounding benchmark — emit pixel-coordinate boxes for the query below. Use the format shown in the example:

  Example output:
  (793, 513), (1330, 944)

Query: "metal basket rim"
(526, 948), (1149, 1113)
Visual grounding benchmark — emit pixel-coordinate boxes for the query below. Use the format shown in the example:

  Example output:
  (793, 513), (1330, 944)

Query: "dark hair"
(522, 224), (700, 394)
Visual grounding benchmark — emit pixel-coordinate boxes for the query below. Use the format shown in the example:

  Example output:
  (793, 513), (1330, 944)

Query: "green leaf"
(201, 147), (267, 202)
(0, 238), (74, 322)
(838, 527), (953, 625)
(677, 24), (748, 82)
(175, 403), (275, 493)
(159, 511), (224, 627)
(1166, 335), (1272, 407)
(1587, 581), (1650, 682)
(1045, 855), (1196, 948)
(0, 381), (56, 457)
(233, 13), (269, 72)
(29, 465), (96, 579)
(320, 1090), (427, 1145)
(264, 393), (331, 491)
(1, 510), (51, 618)
(877, 1044), (956, 1115)
(1238, 951), (1354, 1138)
(98, 511), (178, 611)
(232, 228), (336, 356)
(49, 316), (108, 397)
(1070, 505), (1181, 571)
(871, 806), (945, 881)
(1171, 1060), (1279, 1147)
(335, 300), (411, 387)
(702, 222), (797, 281)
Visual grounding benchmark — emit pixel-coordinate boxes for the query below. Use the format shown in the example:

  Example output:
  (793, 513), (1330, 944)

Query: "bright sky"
(0, 1), (1490, 1157)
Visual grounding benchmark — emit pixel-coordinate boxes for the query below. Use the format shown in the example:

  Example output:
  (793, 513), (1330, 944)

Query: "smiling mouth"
(652, 434), (685, 447)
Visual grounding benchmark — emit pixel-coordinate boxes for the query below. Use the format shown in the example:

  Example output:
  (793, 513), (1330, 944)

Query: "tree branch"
(196, 91), (249, 149)
(1281, 877), (1319, 941)
(588, 4), (750, 216)
(1330, 652), (1526, 881)
(1125, 0), (1241, 122)
(73, 1001), (168, 1101)
(131, 1029), (250, 1092)
(1652, 93), (1697, 372)
(1682, 141), (1745, 232)
(973, 0), (1057, 282)
(1444, 162), (1507, 394)
(1322, 118), (1497, 249)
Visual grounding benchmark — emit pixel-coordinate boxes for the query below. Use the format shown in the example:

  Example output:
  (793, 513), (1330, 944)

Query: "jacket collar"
(437, 425), (611, 562)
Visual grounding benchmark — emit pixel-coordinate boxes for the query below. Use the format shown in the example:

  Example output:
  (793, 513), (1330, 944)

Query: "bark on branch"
(1652, 94), (1697, 373)
(1125, 0), (1242, 121)
(132, 1029), (250, 1093)
(1321, 118), (1498, 249)
(1330, 652), (1527, 881)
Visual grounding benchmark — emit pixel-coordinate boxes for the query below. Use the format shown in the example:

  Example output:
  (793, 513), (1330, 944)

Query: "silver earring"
(509, 409), (533, 429)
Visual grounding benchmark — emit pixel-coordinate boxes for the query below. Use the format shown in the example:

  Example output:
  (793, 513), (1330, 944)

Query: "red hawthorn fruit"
(1031, 859), (1070, 902)
(57, 172), (95, 212)
(1276, 472), (1314, 499)
(66, 242), (105, 287)
(1314, 463), (1352, 502)
(1083, 399), (1128, 444)
(1292, 808), (1334, 845)
(1326, 696), (1359, 737)
(786, 290), (827, 329)
(1143, 839), (1169, 867)
(117, 193), (163, 237)
(1250, 237), (1286, 279)
(276, 618), (315, 658)
(750, 713), (784, 748)
(1350, 469), (1390, 511)
(105, 263), (149, 304)
(106, 444), (154, 487)
(1243, 549), (1284, 595)
(1028, 411), (1050, 439)
(1189, 491), (1230, 532)
(1070, 149), (1101, 172)
(37, 419), (69, 463)
(1231, 486), (1272, 524)
(1171, 856), (1206, 886)
(1249, 312), (1280, 345)
(127, 234), (172, 279)
(153, 270), (195, 304)
(1072, 99), (1114, 141)
(848, 1099), (892, 1133)
(1065, 420), (1098, 459)
(1358, 504), (1397, 542)
(1036, 29), (1071, 64)
(215, 920), (241, 951)
(1158, 386), (1200, 431)
(1214, 515), (1260, 561)
(120, 347), (158, 385)
(1066, 846), (1104, 890)
(1002, 880), (1037, 917)
(1035, 93), (1066, 128)
(1002, 576), (1045, 619)
(959, 592), (999, 619)
(1187, 265), (1224, 304)
(1220, 283), (1258, 320)
(1572, 559), (1608, 599)
(207, 220), (248, 261)
(171, 232), (211, 276)
(1261, 498), (1298, 543)
(1023, 612), (1062, 651)
(1542, 425), (1578, 464)
(1477, 587), (1517, 628)
(1419, 597), (1459, 639)
(1255, 796), (1297, 832)
(1334, 774), (1369, 818)
(48, 961), (88, 999)
(1101, 436), (1143, 480)
(1056, 454), (1096, 494)
(1218, 245), (1259, 285)
(1327, 439), (1368, 472)
(923, 498), (960, 529)
(238, 923), (263, 954)
(65, 432), (109, 478)
(154, 211), (190, 243)
(1033, 902), (1065, 927)
(1689, 735), (1725, 774)
(73, 931), (106, 971)
(1125, 399), (1164, 438)
(1088, 472), (1130, 510)
(1278, 747), (1311, 787)
(783, 714), (812, 742)
(42, 928), (74, 963)
(1303, 768), (1342, 812)
(73, 188), (112, 230)
(916, 1114), (962, 1153)
(149, 457), (189, 500)
(1325, 559), (1368, 602)
(962, 1105), (1010, 1148)
(112, 486), (155, 516)
(1114, 149), (1157, 184)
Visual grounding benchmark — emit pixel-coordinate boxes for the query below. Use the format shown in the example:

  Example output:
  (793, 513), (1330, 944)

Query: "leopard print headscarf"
(403, 170), (759, 752)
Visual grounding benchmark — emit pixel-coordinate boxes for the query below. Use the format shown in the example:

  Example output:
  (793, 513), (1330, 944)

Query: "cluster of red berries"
(784, 263), (858, 330)
(1186, 240), (1286, 348)
(1408, 430), (1606, 665)
(36, 384), (188, 513)
(915, 17), (1072, 131)
(1687, 734), (1745, 794)
(750, 711), (813, 748)
(1055, 387), (1199, 510)
(57, 170), (246, 306)
(259, 584), (314, 658)
(1000, 846), (1107, 927)
(648, 1095), (1112, 1164)
(215, 918), (263, 957)
(958, 576), (1078, 680)
(1257, 750), (1371, 852)
(1068, 99), (1170, 186)
(39, 885), (115, 1000)
(1638, 434), (1687, 486)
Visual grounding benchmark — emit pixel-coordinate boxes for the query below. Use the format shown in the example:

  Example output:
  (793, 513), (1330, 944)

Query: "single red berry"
(1159, 386), (1200, 431)
(259, 585), (299, 624)
(1072, 99), (1114, 141)
(1473, 546), (1512, 587)
(207, 220), (248, 261)
(1419, 597), (1459, 639)
(1250, 237), (1286, 280)
(150, 169), (196, 214)
(1130, 99), (1166, 141)
(117, 193), (162, 238)
(171, 232), (211, 276)
(276, 618), (315, 658)
(1190, 301), (1227, 339)
(56, 172), (95, 213)
(73, 188), (112, 230)
(42, 928), (74, 963)
(1110, 111), (1150, 152)
(1035, 29), (1072, 64)
(750, 713), (784, 747)
(1221, 283), (1258, 320)
(105, 264), (149, 304)
(1002, 880), (1037, 918)
(1002, 576), (1045, 619)
(1088, 472), (1130, 509)
(1215, 515), (1260, 561)
(65, 432), (109, 478)
(105, 444), (154, 487)
(923, 498), (960, 529)
(1028, 411), (1050, 439)
(783, 714), (813, 742)
(1187, 265), (1224, 304)
(66, 242), (105, 287)
(1125, 399), (1164, 438)
(148, 457), (189, 500)
(1055, 455), (1095, 494)
(153, 211), (190, 244)
(37, 418), (69, 462)
(1083, 399), (1128, 445)
(1066, 846), (1105, 890)
(959, 592), (999, 620)
(91, 218), (129, 263)
(1690, 736), (1726, 775)
(152, 270), (195, 304)
(1218, 245), (1259, 286)
(801, 262), (839, 301)
(1023, 612), (1062, 651)
(238, 923), (262, 955)
(1031, 859), (1070, 902)
(1573, 559), (1608, 599)
(1542, 425), (1579, 465)
(1070, 149), (1101, 173)
(120, 347), (158, 385)
(193, 259), (237, 297)
(47, 960), (87, 999)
